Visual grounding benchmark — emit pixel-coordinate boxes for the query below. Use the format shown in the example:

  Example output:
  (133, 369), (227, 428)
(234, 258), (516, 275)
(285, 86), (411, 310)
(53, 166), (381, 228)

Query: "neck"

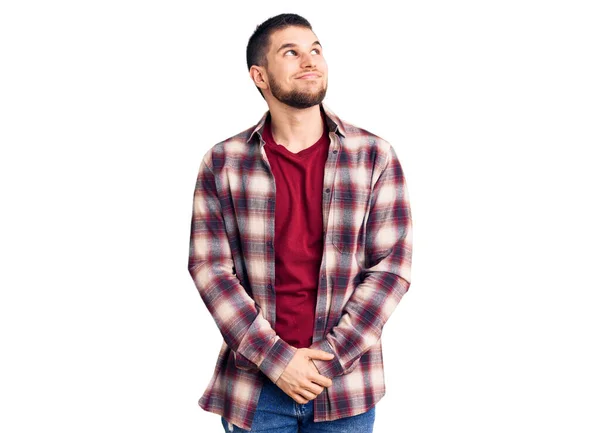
(266, 101), (324, 151)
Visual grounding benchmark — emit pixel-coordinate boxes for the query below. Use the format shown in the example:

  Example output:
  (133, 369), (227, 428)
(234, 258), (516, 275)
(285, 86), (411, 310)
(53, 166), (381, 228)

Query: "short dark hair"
(246, 13), (313, 98)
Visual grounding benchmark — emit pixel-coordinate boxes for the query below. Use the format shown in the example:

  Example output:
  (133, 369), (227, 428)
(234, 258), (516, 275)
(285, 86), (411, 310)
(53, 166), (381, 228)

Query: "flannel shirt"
(187, 103), (412, 430)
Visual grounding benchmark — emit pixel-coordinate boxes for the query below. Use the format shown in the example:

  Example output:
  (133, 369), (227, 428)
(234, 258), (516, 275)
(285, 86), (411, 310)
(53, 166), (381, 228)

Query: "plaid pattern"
(188, 103), (412, 430)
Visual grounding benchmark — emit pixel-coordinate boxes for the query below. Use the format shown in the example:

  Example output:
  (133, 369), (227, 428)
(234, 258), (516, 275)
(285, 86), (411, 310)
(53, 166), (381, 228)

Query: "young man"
(188, 13), (413, 433)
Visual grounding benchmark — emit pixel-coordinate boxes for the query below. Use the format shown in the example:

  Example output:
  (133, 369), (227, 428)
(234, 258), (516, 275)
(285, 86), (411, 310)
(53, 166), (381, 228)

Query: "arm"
(187, 150), (296, 384)
(310, 143), (413, 378)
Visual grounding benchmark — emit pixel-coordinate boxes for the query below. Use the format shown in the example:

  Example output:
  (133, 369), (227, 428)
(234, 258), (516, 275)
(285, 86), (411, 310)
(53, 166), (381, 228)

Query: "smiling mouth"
(297, 74), (321, 79)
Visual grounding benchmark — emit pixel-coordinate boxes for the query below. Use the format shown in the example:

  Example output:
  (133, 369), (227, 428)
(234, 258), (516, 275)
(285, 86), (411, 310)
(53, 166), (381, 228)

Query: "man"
(188, 13), (412, 433)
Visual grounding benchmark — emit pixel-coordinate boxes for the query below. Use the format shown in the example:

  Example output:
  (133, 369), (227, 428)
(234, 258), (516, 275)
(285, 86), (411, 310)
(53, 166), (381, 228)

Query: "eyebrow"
(276, 41), (322, 54)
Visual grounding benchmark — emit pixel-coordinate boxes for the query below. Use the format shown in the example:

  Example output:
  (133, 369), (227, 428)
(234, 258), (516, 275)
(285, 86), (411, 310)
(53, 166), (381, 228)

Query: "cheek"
(319, 61), (328, 75)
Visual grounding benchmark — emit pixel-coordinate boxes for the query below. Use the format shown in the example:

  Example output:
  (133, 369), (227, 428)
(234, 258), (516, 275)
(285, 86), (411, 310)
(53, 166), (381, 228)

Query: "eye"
(284, 48), (321, 56)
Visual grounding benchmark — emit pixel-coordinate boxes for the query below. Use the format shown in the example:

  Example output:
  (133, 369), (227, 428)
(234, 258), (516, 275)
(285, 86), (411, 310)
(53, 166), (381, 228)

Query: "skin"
(249, 26), (334, 403)
(276, 348), (335, 404)
(249, 25), (329, 154)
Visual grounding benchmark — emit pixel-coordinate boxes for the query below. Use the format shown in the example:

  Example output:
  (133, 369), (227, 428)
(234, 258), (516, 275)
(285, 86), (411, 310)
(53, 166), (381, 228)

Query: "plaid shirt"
(188, 103), (412, 430)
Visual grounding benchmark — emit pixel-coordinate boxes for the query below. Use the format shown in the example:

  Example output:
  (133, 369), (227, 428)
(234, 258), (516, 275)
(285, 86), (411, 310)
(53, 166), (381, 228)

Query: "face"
(259, 26), (328, 109)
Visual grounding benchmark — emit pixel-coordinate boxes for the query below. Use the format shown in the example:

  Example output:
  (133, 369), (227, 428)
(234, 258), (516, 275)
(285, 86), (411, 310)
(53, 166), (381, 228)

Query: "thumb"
(306, 349), (335, 360)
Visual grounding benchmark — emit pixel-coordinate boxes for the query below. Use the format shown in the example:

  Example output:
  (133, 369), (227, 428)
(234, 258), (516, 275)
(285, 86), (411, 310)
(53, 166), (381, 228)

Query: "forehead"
(268, 26), (318, 53)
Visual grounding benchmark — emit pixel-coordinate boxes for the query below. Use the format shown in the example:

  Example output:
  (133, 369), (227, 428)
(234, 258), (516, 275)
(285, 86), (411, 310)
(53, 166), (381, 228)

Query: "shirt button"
(332, 150), (338, 154)
(325, 188), (330, 193)
(267, 283), (273, 290)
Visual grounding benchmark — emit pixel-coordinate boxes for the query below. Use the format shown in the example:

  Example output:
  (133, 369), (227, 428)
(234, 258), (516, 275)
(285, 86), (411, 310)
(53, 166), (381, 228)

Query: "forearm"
(188, 152), (296, 383)
(311, 142), (412, 377)
(310, 260), (409, 377)
(190, 262), (296, 382)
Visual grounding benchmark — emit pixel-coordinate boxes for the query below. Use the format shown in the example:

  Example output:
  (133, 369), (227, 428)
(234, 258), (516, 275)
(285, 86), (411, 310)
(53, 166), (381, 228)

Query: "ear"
(249, 65), (268, 91)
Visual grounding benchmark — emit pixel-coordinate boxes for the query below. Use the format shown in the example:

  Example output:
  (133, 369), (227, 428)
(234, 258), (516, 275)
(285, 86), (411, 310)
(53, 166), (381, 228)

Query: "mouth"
(296, 73), (321, 80)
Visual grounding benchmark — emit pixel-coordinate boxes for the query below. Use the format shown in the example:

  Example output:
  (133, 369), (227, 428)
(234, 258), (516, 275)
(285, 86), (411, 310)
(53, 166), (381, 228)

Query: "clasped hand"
(275, 348), (334, 404)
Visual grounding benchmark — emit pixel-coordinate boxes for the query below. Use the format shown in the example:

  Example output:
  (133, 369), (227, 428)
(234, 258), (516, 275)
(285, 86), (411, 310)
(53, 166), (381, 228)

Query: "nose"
(299, 51), (316, 69)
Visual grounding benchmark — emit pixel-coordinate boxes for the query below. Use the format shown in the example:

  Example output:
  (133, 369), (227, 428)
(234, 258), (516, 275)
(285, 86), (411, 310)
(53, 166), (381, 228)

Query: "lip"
(296, 73), (321, 79)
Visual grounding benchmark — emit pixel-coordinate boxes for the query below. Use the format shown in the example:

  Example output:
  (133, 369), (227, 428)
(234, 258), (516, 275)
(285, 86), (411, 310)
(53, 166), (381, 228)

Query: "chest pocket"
(332, 187), (370, 254)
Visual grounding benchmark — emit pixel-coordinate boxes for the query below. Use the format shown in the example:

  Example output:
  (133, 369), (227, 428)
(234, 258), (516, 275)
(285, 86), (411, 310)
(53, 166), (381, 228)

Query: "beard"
(268, 74), (327, 109)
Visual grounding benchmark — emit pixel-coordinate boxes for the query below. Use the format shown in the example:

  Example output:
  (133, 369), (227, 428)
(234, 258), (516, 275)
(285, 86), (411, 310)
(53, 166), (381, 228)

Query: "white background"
(1, 1), (599, 432)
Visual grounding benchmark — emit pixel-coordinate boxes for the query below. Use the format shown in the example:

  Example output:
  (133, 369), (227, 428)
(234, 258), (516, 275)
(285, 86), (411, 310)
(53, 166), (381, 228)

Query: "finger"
(292, 392), (309, 404)
(308, 370), (333, 388)
(302, 381), (324, 396)
(306, 349), (335, 360)
(296, 388), (317, 402)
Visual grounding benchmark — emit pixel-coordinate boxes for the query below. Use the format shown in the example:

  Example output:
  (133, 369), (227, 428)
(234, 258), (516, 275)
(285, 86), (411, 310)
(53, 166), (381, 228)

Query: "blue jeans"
(221, 378), (376, 432)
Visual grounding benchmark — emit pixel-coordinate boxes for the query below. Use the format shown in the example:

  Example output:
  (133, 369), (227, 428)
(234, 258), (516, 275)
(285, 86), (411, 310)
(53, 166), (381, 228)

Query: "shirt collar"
(246, 102), (347, 144)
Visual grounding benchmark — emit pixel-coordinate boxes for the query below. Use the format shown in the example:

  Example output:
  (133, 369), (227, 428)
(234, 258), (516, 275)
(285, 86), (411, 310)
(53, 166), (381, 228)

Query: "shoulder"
(199, 125), (256, 172)
(337, 116), (393, 171)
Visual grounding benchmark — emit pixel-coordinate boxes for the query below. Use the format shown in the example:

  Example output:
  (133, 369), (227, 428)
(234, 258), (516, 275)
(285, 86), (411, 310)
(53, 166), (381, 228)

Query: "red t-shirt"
(262, 112), (330, 348)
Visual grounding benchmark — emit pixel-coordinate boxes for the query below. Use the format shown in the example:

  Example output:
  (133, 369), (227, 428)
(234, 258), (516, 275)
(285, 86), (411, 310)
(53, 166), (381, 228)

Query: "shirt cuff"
(309, 339), (345, 378)
(258, 338), (297, 384)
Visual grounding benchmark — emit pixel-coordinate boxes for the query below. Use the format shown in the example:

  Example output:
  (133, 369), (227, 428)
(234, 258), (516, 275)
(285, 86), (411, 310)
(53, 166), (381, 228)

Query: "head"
(246, 13), (328, 109)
